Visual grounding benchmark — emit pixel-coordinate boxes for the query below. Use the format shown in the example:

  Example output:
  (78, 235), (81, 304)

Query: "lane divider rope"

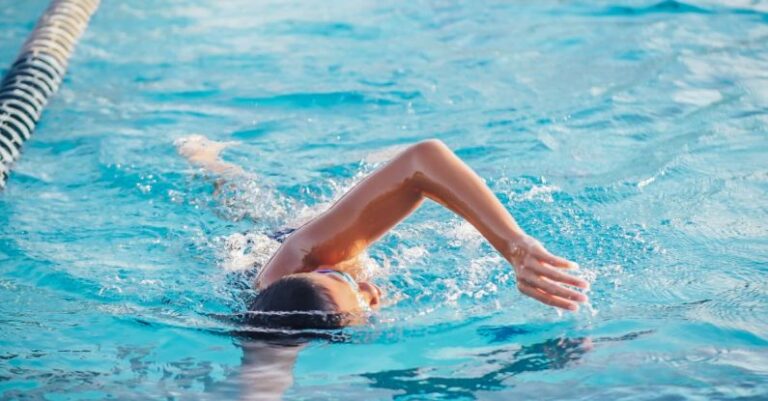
(0, 0), (100, 188)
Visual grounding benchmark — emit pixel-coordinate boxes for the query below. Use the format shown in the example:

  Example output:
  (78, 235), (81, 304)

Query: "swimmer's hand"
(506, 234), (589, 311)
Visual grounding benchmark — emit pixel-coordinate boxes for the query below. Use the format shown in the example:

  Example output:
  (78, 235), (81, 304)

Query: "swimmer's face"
(306, 272), (382, 314)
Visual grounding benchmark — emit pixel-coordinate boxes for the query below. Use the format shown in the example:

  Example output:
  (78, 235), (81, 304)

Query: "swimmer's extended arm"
(262, 139), (590, 311)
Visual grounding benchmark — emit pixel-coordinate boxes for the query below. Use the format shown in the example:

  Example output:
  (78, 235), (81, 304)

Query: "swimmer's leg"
(176, 134), (249, 195)
(177, 134), (288, 226)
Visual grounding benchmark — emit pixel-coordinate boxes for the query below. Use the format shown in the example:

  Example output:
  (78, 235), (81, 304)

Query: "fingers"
(519, 273), (588, 303)
(512, 237), (590, 311)
(515, 257), (590, 311)
(526, 258), (590, 289)
(531, 244), (578, 269)
(517, 282), (579, 311)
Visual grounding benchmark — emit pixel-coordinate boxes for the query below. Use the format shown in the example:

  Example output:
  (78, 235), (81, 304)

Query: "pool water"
(1, 0), (767, 399)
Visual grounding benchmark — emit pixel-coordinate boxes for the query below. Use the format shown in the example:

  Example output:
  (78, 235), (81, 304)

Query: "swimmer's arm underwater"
(263, 139), (590, 311)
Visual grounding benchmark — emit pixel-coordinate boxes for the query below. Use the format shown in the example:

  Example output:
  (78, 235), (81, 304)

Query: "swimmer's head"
(249, 272), (381, 330)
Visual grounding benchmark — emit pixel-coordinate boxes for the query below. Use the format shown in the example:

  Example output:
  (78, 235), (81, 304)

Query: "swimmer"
(178, 136), (590, 329)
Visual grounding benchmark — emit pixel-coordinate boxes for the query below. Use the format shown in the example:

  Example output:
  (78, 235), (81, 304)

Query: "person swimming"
(178, 136), (590, 330)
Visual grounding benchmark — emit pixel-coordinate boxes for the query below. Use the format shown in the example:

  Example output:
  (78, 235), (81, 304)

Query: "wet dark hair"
(245, 275), (347, 331)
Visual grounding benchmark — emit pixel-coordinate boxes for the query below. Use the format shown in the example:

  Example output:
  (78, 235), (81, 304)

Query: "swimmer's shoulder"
(255, 231), (311, 289)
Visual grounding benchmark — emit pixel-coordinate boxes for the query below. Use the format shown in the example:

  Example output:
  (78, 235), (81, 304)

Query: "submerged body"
(178, 136), (590, 324)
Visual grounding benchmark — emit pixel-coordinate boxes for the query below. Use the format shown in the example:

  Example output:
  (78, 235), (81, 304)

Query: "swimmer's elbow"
(403, 139), (453, 185)
(408, 139), (450, 160)
(404, 139), (450, 170)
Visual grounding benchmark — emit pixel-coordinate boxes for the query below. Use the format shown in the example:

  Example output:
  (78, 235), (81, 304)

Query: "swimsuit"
(267, 227), (296, 243)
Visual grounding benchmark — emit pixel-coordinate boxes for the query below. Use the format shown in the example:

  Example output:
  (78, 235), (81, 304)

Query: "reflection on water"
(357, 329), (656, 400)
(238, 341), (303, 401)
(361, 336), (593, 400)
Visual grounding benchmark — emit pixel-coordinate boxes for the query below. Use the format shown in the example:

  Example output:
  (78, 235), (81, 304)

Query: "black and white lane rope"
(0, 0), (99, 188)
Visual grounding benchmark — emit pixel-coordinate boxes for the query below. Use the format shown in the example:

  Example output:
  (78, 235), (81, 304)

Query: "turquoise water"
(2, 0), (767, 399)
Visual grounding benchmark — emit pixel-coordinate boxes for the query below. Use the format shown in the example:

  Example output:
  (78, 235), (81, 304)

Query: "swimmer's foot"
(176, 134), (240, 163)
(176, 134), (244, 176)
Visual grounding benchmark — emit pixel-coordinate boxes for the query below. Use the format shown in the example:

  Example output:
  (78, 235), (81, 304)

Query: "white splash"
(218, 232), (280, 272)
(511, 185), (560, 203)
(447, 220), (484, 249)
(673, 88), (722, 107)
